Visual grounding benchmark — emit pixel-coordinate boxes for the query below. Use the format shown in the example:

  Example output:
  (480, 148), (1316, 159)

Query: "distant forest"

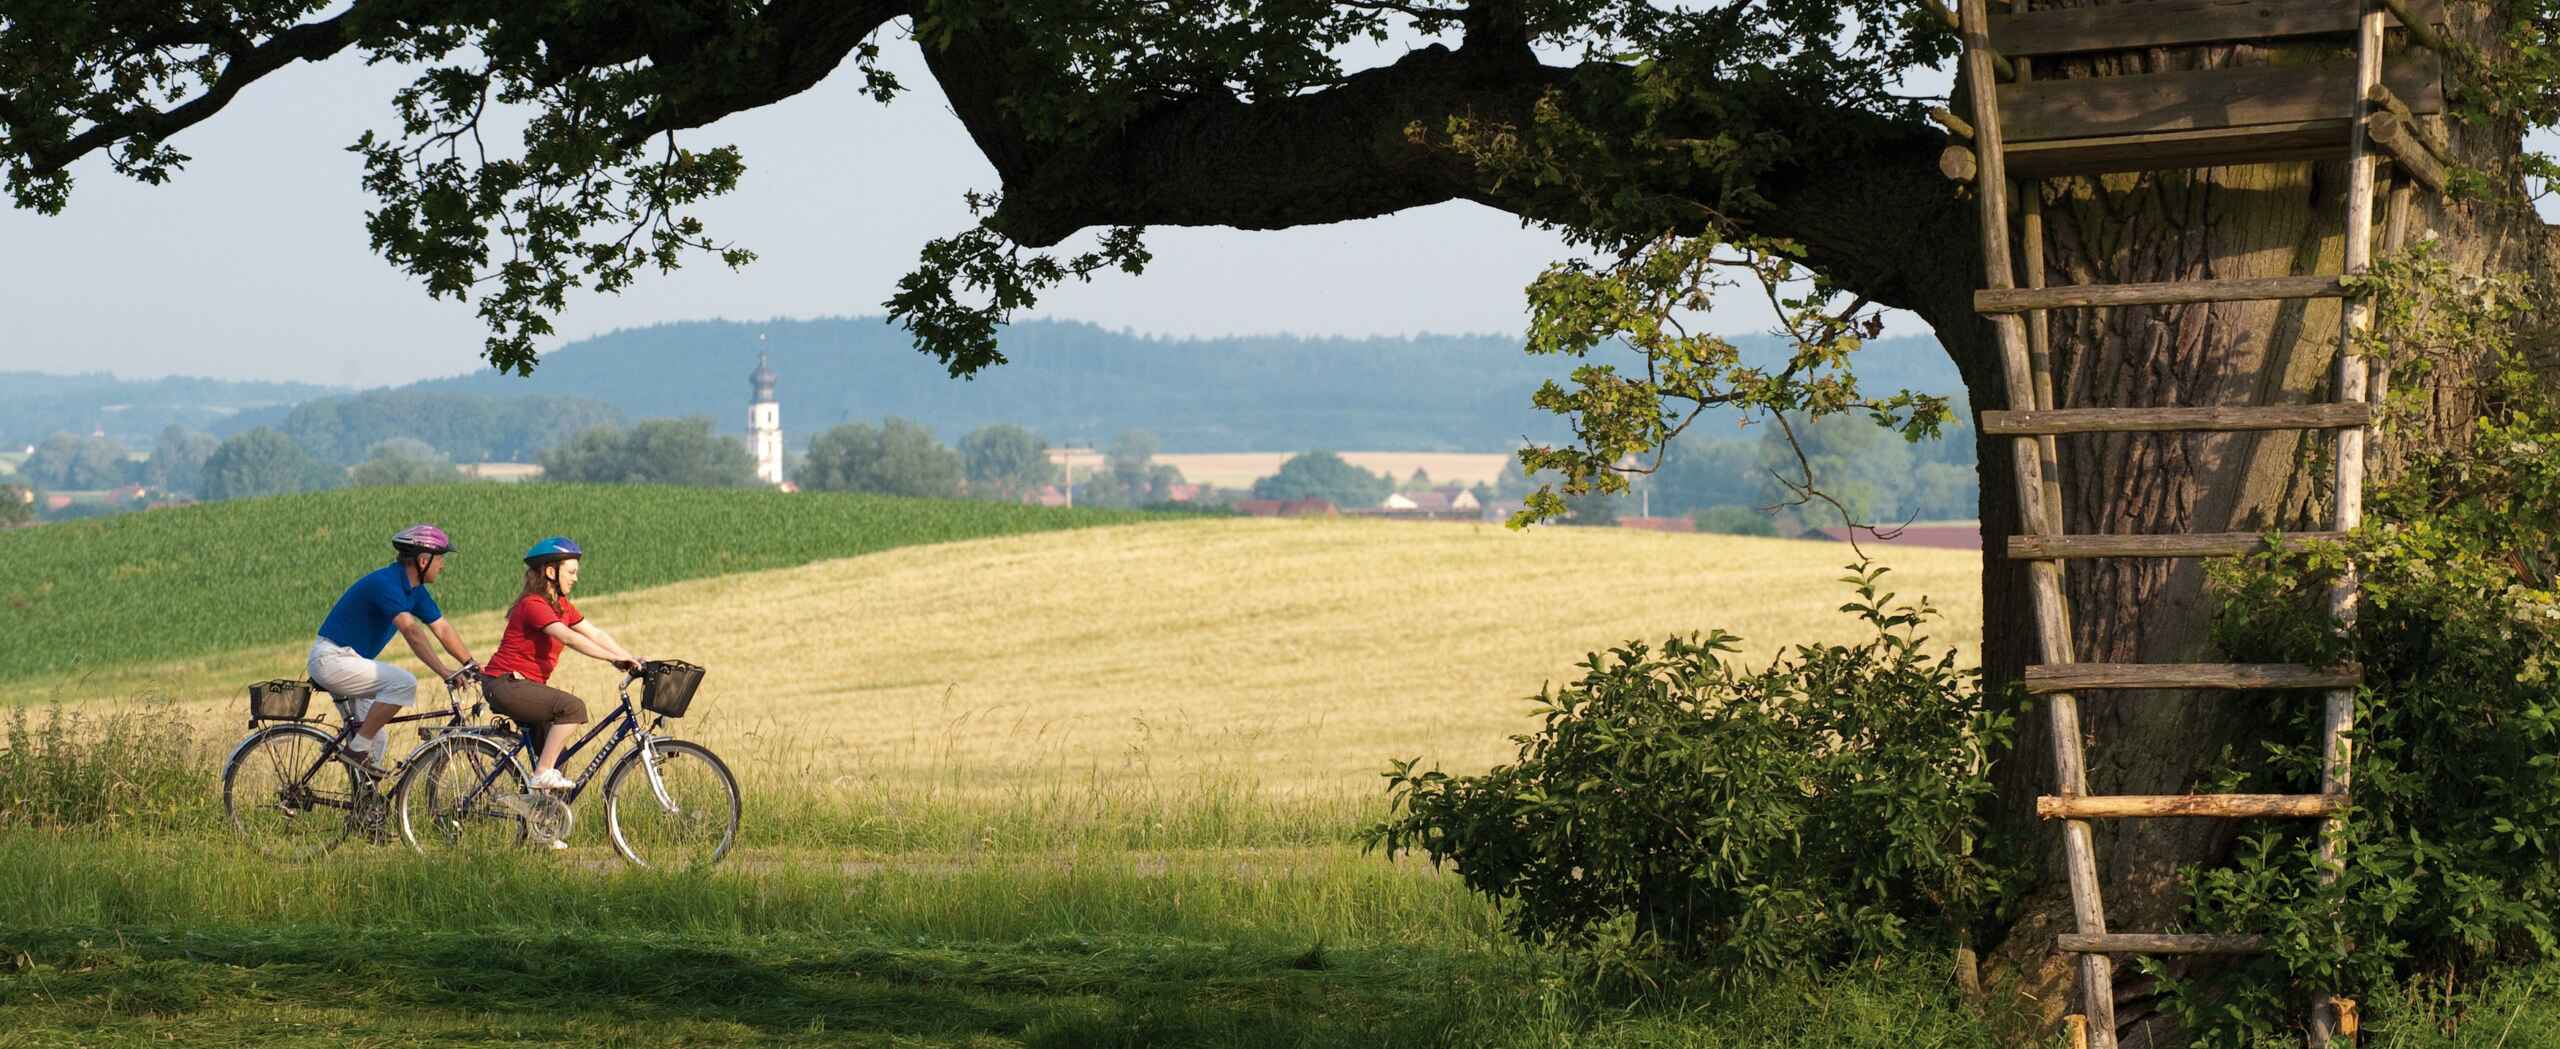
(21, 319), (1965, 456)
(388, 318), (1970, 453)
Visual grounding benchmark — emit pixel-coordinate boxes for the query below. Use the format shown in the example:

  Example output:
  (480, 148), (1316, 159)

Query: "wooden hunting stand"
(1944, 1), (2450, 1046)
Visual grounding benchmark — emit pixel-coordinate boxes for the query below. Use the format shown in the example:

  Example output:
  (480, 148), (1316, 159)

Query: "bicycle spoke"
(606, 742), (738, 869)
(396, 736), (528, 853)
(225, 728), (356, 861)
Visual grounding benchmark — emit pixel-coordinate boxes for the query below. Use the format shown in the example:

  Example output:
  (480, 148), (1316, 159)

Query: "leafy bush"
(2184, 413), (2560, 1044)
(2175, 246), (2560, 1043)
(1366, 565), (2010, 982)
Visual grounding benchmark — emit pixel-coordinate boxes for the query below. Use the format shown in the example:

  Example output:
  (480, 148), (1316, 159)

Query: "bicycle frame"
(231, 684), (479, 817)
(454, 673), (678, 812)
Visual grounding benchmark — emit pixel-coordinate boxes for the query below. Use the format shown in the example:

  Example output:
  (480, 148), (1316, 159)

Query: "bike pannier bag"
(248, 679), (315, 722)
(641, 660), (705, 718)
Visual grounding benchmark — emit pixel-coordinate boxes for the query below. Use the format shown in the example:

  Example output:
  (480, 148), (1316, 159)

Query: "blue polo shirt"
(316, 562), (444, 658)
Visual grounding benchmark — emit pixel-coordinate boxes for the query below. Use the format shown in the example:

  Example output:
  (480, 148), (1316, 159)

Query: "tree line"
(7, 406), (1981, 532)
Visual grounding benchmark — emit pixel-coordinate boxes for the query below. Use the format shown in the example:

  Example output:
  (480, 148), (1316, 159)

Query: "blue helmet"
(523, 536), (583, 566)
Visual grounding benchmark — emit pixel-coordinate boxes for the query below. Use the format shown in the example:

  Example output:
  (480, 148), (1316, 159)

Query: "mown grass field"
(0, 484), (1146, 684)
(6, 497), (2554, 1045)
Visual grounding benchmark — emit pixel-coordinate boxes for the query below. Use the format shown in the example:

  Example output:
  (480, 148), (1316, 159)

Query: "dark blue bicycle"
(390, 660), (738, 869)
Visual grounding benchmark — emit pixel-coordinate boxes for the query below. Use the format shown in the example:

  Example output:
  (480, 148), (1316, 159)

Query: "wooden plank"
(1977, 275), (2347, 314)
(2367, 83), (2452, 161)
(2381, 0), (2456, 58)
(2038, 793), (2346, 818)
(1958, 0), (2114, 1041)
(2007, 531), (2347, 559)
(2314, 17), (2386, 1046)
(1926, 0), (2017, 78)
(2369, 112), (2448, 193)
(2005, 119), (2356, 178)
(1982, 403), (2373, 434)
(2059, 933), (2270, 954)
(2000, 54), (2444, 143)
(2024, 662), (2361, 693)
(1989, 0), (2438, 56)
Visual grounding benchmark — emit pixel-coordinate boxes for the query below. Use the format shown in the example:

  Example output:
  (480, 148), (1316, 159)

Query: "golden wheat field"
(10, 518), (1981, 801)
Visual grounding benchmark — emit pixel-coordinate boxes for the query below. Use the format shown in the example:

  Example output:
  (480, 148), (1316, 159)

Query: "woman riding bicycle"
(481, 536), (645, 792)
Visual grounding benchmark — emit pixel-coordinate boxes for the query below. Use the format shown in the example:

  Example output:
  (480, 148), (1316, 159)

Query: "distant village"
(1, 352), (1981, 550)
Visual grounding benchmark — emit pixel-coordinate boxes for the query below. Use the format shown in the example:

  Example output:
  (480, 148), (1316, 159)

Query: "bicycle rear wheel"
(603, 739), (739, 869)
(223, 724), (359, 861)
(393, 733), (530, 853)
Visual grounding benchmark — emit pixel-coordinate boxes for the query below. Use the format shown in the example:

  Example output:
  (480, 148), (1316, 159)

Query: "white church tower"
(748, 347), (784, 486)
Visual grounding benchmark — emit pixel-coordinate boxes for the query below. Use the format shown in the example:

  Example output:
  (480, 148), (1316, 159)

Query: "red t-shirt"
(483, 595), (584, 684)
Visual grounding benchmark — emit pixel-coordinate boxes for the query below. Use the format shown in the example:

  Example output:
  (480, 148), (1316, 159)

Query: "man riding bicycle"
(309, 524), (480, 774)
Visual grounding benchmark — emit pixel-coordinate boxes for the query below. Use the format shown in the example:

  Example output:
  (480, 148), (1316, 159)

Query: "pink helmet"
(391, 523), (455, 555)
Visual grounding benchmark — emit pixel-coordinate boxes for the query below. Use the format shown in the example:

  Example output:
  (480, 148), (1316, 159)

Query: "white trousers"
(306, 637), (418, 727)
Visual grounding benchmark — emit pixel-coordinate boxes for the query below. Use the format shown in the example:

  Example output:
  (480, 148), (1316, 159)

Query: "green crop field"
(0, 484), (1146, 684)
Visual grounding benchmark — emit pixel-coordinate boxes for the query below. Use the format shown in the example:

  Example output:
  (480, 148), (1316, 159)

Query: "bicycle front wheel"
(222, 724), (359, 861)
(603, 739), (739, 869)
(393, 733), (530, 853)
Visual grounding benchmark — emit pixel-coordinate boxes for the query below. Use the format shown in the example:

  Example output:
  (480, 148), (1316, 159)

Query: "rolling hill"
(9, 510), (1985, 799)
(217, 318), (1968, 453)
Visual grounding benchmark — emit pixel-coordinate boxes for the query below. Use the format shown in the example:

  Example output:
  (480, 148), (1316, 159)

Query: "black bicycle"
(221, 676), (487, 860)
(392, 660), (738, 869)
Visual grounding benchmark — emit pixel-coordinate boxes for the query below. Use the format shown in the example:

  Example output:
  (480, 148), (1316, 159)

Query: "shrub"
(2171, 244), (2560, 1043)
(1365, 564), (2010, 983)
(2184, 411), (2560, 1045)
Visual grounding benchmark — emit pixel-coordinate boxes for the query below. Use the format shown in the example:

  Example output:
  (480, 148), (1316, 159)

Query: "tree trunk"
(1933, 62), (2556, 1046)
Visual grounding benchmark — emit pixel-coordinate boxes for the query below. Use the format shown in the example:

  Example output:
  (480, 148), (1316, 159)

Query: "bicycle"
(393, 660), (738, 870)
(221, 675), (488, 861)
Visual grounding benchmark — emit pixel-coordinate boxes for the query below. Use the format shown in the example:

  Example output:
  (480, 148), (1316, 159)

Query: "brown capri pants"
(484, 676), (590, 734)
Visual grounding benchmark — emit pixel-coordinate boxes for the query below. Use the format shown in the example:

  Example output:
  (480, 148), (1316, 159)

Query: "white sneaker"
(345, 734), (393, 777)
(547, 838), (570, 851)
(527, 768), (574, 791)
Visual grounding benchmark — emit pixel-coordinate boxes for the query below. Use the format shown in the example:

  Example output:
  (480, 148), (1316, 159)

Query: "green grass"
(0, 717), (2551, 1047)
(0, 833), (2017, 1049)
(0, 484), (1148, 684)
(3, 834), (2547, 1047)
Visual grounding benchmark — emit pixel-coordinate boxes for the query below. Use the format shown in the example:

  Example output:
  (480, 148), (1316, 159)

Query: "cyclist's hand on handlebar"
(613, 658), (645, 675)
(444, 662), (483, 689)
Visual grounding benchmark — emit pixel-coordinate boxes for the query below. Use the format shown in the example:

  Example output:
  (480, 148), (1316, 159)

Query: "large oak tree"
(9, 2), (2556, 1042)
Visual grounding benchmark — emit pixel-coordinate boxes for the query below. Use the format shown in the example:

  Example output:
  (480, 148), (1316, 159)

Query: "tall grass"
(0, 705), (209, 830)
(0, 484), (1150, 683)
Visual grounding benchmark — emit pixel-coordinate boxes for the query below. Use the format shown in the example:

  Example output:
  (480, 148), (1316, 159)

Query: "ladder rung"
(1976, 275), (2348, 314)
(2038, 793), (2344, 819)
(2008, 532), (2348, 559)
(2058, 933), (2269, 955)
(2024, 662), (2361, 693)
(1981, 403), (2373, 435)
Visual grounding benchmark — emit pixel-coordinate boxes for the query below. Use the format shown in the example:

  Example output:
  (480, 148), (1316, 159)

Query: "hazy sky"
(0, 32), (1949, 387)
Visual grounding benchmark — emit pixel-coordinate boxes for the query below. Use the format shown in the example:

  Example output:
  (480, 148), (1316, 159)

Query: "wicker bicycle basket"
(640, 660), (706, 718)
(248, 679), (315, 722)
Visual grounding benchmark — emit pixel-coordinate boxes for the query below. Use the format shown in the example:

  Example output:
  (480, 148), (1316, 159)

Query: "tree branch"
(921, 21), (1969, 319)
(17, 8), (366, 176)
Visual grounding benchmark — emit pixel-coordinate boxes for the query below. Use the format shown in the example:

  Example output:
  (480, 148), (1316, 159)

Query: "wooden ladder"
(1950, 1), (2447, 1046)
